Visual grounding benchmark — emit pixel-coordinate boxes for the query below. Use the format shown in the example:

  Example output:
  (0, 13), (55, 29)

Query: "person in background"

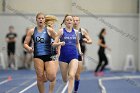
(22, 27), (33, 69)
(5, 25), (17, 69)
(95, 28), (111, 76)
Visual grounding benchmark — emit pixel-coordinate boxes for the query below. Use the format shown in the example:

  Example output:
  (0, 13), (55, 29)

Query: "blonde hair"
(45, 15), (57, 27)
(36, 12), (45, 19)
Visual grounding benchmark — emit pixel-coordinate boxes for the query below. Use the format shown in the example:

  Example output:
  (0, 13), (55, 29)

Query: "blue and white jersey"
(32, 27), (51, 56)
(60, 28), (78, 56)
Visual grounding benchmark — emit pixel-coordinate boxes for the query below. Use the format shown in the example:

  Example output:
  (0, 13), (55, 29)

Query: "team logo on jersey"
(64, 36), (76, 40)
(36, 36), (45, 43)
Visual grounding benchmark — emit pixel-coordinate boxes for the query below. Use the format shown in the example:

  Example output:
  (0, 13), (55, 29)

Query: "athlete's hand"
(79, 52), (83, 56)
(28, 47), (34, 53)
(83, 38), (88, 43)
(60, 41), (65, 46)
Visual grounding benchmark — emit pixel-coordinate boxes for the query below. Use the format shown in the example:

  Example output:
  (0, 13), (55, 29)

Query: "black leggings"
(95, 51), (108, 72)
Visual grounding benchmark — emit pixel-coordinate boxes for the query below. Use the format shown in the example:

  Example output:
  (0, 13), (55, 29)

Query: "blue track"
(0, 70), (140, 93)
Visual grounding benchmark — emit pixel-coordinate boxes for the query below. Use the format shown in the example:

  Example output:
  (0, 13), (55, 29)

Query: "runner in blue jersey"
(44, 15), (59, 93)
(52, 14), (82, 93)
(24, 13), (57, 93)
(73, 16), (92, 93)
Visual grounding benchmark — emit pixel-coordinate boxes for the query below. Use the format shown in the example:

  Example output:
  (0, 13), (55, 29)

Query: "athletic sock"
(74, 80), (80, 92)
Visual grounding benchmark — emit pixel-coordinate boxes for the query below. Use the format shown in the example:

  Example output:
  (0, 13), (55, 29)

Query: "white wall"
(5, 0), (138, 14)
(72, 0), (137, 14)
(6, 0), (72, 14)
(0, 14), (138, 71)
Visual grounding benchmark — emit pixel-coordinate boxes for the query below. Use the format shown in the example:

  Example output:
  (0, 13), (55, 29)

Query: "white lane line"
(61, 81), (69, 93)
(98, 79), (107, 93)
(101, 75), (140, 80)
(19, 81), (37, 93)
(56, 83), (64, 93)
(0, 79), (9, 85)
(5, 79), (34, 93)
(56, 77), (96, 93)
(98, 75), (140, 93)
